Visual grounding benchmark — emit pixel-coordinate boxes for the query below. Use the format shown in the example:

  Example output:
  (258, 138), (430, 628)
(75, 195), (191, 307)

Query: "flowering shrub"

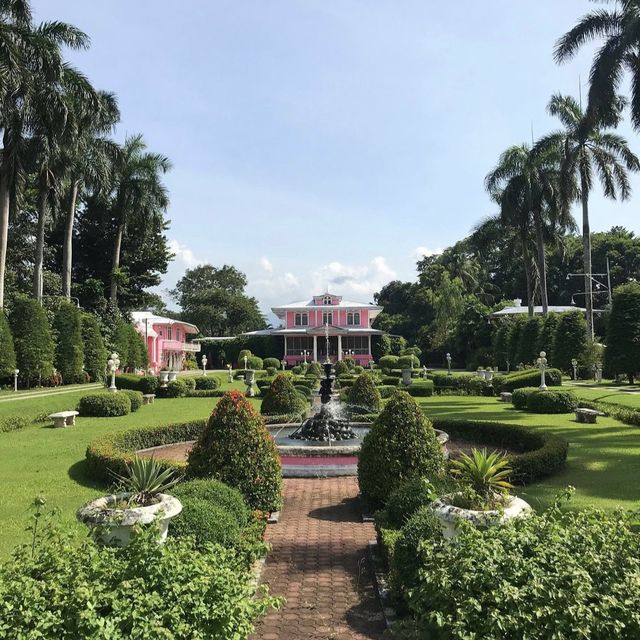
(188, 391), (283, 511)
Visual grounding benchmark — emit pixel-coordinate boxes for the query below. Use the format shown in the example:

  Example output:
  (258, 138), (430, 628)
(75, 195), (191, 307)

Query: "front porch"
(283, 331), (373, 366)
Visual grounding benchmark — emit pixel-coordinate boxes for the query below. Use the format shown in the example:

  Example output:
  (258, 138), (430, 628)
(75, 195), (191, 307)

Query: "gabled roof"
(272, 299), (382, 311)
(131, 311), (199, 334)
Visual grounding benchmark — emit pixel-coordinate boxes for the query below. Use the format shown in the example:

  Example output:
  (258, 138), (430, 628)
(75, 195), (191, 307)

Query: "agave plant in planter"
(431, 448), (531, 540)
(77, 457), (182, 547)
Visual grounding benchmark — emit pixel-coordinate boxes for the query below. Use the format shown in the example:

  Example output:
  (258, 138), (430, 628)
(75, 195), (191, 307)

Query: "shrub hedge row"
(120, 389), (143, 412)
(405, 381), (434, 397)
(85, 420), (205, 482)
(0, 416), (29, 433)
(115, 373), (159, 394)
(576, 399), (640, 427)
(78, 393), (131, 417)
(431, 418), (569, 484)
(499, 368), (562, 392)
(512, 387), (578, 414)
(186, 389), (225, 398)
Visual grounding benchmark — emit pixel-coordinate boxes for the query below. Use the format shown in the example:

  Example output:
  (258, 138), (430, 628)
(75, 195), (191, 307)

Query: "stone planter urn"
(430, 493), (531, 541)
(167, 371), (178, 382)
(76, 492), (182, 547)
(159, 371), (169, 388)
(401, 368), (413, 386)
(244, 369), (256, 397)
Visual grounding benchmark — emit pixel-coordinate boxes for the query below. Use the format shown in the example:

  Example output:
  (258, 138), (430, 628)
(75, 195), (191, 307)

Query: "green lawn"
(417, 395), (640, 513)
(0, 379), (256, 558)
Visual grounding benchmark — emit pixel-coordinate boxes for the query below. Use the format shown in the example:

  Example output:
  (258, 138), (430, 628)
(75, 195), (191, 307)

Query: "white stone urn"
(159, 371), (169, 388)
(244, 369), (256, 397)
(77, 492), (182, 547)
(401, 368), (413, 386)
(167, 371), (178, 382)
(430, 493), (531, 541)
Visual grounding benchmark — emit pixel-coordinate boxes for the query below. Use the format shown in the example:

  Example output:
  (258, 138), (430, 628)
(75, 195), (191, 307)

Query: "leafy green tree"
(516, 316), (543, 366)
(604, 283), (640, 383)
(81, 312), (107, 382)
(10, 296), (55, 386)
(127, 327), (148, 370)
(553, 311), (588, 374)
(555, 2), (640, 129)
(538, 313), (560, 364)
(53, 302), (84, 384)
(172, 264), (265, 336)
(432, 273), (464, 348)
(492, 320), (512, 371)
(508, 316), (526, 368)
(540, 93), (639, 339)
(0, 311), (16, 377)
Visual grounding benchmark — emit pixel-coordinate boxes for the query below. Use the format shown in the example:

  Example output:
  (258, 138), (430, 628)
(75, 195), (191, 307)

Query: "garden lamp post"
(107, 352), (120, 393)
(537, 351), (548, 390)
(301, 349), (310, 365)
(446, 353), (452, 376)
(227, 363), (233, 383)
(571, 358), (578, 381)
(201, 355), (207, 376)
(13, 368), (19, 392)
(281, 359), (287, 370)
(368, 360), (374, 369)
(243, 355), (248, 371)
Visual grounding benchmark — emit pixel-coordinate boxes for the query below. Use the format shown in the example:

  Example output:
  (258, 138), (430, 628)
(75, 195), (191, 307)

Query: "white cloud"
(413, 246), (443, 260)
(168, 239), (204, 269)
(259, 256), (274, 273)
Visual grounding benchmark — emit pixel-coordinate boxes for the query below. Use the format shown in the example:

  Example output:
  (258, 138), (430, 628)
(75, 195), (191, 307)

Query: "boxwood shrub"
(182, 377), (196, 392)
(358, 392), (446, 510)
(348, 373), (381, 413)
(186, 388), (225, 398)
(263, 357), (281, 370)
(527, 389), (578, 414)
(511, 387), (534, 410)
(173, 478), (249, 526)
(162, 378), (187, 398)
(294, 384), (312, 398)
(0, 416), (29, 433)
(406, 380), (434, 397)
(120, 389), (143, 412)
(260, 374), (307, 417)
(499, 368), (562, 392)
(431, 418), (569, 484)
(78, 393), (131, 417)
(377, 385), (399, 399)
(114, 373), (159, 394)
(85, 420), (205, 482)
(381, 376), (401, 386)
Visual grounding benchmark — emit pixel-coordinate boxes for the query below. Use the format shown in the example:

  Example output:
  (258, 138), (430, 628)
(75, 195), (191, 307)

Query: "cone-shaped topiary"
(358, 391), (446, 510)
(54, 302), (85, 384)
(187, 390), (283, 511)
(260, 373), (307, 416)
(553, 310), (588, 373)
(0, 311), (16, 378)
(348, 372), (381, 413)
(82, 312), (108, 382)
(10, 296), (55, 386)
(515, 316), (542, 366)
(604, 282), (640, 383)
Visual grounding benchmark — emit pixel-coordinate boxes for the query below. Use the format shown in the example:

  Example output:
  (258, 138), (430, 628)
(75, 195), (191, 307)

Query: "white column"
(284, 335), (288, 361)
(337, 334), (342, 360)
(368, 334), (371, 356)
(313, 335), (318, 362)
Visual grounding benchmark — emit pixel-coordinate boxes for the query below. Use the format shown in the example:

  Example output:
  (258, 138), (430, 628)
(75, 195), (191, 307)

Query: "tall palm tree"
(0, 1), (88, 307)
(108, 135), (171, 305)
(485, 144), (567, 316)
(58, 89), (119, 299)
(538, 93), (640, 338)
(555, 1), (640, 129)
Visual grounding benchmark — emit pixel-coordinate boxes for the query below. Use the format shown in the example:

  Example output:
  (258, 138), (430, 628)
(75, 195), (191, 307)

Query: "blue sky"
(34, 1), (640, 314)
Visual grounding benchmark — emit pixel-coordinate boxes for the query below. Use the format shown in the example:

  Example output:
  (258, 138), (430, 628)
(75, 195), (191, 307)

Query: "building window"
(286, 336), (314, 355)
(347, 312), (360, 326)
(167, 327), (172, 340)
(343, 335), (369, 354)
(295, 313), (308, 326)
(323, 295), (332, 305)
(322, 312), (333, 325)
(175, 329), (180, 341)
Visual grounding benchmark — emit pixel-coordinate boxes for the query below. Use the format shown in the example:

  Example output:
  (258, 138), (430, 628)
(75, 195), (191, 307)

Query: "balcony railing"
(162, 340), (201, 353)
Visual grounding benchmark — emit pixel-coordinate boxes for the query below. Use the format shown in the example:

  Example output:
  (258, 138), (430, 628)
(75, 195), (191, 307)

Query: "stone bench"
(575, 408), (599, 424)
(500, 392), (513, 403)
(142, 394), (156, 405)
(48, 410), (79, 428)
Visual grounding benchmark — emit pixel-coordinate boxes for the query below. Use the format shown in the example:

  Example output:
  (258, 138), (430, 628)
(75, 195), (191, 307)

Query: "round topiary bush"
(139, 375), (159, 395)
(78, 393), (131, 417)
(164, 379), (187, 398)
(334, 360), (350, 376)
(121, 389), (143, 412)
(263, 357), (281, 370)
(195, 376), (220, 390)
(247, 355), (263, 370)
(260, 374), (307, 417)
(294, 385), (312, 398)
(379, 355), (399, 373)
(511, 387), (535, 410)
(527, 389), (578, 414)
(307, 362), (322, 377)
(358, 391), (446, 510)
(265, 366), (277, 376)
(187, 391), (283, 511)
(348, 372), (382, 413)
(173, 478), (249, 527)
(169, 497), (242, 549)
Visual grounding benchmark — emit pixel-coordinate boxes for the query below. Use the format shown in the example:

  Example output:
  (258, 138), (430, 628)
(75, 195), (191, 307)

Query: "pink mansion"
(247, 292), (384, 366)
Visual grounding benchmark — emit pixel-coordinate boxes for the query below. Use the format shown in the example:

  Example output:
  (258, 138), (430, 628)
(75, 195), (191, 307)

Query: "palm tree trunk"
(62, 181), (78, 299)
(33, 172), (48, 302)
(0, 163), (9, 310)
(533, 210), (549, 316)
(520, 228), (534, 317)
(580, 171), (594, 341)
(110, 221), (125, 305)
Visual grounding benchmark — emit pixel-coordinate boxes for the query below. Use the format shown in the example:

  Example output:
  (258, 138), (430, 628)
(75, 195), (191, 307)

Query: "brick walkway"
(254, 477), (386, 640)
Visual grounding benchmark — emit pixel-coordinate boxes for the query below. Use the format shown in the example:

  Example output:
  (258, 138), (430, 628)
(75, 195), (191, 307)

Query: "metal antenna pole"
(606, 256), (612, 305)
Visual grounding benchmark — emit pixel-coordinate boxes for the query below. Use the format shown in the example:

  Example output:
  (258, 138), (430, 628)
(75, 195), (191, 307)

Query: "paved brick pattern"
(254, 477), (385, 639)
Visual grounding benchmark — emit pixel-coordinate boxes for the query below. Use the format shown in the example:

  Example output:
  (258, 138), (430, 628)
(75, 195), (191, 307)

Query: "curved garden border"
(85, 420), (205, 483)
(431, 418), (569, 484)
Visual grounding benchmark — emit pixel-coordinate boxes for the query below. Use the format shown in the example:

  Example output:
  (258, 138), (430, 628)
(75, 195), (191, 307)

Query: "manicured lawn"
(417, 395), (640, 513)
(0, 380), (257, 558)
(566, 384), (640, 409)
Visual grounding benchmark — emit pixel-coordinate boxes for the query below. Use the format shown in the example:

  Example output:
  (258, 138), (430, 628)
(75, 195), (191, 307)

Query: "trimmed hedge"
(115, 373), (159, 394)
(121, 389), (143, 412)
(499, 368), (562, 392)
(186, 389), (225, 398)
(78, 393), (131, 417)
(431, 418), (569, 484)
(172, 478), (249, 527)
(348, 373), (381, 413)
(512, 388), (578, 414)
(162, 379), (187, 398)
(382, 376), (401, 386)
(195, 376), (221, 390)
(0, 416), (29, 433)
(169, 498), (241, 549)
(261, 374), (307, 417)
(575, 398), (640, 427)
(378, 385), (399, 398)
(406, 381), (434, 397)
(262, 413), (302, 424)
(85, 420), (206, 482)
